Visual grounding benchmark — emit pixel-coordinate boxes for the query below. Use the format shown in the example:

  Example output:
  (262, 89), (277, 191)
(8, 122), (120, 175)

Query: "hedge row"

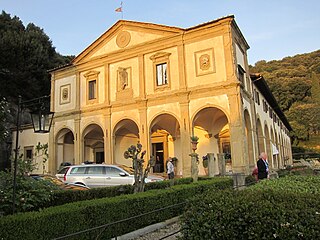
(180, 176), (320, 239)
(249, 175), (320, 194)
(0, 177), (232, 239)
(47, 177), (194, 209)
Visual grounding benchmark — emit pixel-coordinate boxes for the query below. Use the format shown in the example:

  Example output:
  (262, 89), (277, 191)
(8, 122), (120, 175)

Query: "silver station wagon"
(56, 164), (164, 188)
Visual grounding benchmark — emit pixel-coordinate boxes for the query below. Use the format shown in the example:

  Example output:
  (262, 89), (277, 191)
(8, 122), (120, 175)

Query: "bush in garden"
(249, 175), (320, 194)
(180, 189), (320, 239)
(0, 171), (57, 215)
(0, 178), (233, 239)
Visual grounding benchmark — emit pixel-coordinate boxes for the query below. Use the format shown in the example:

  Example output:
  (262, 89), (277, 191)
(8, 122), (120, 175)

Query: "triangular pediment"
(73, 20), (183, 64)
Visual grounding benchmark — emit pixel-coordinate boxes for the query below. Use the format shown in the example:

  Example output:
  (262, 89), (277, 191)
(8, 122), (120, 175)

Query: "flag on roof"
(115, 7), (122, 12)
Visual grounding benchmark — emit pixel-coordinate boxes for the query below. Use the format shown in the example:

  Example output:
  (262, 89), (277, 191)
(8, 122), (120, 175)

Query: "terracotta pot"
(191, 141), (198, 151)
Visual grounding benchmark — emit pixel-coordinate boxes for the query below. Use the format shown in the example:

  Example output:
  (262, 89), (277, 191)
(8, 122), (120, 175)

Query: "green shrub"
(47, 177), (194, 209)
(180, 189), (320, 239)
(180, 176), (320, 239)
(0, 171), (57, 215)
(249, 175), (320, 194)
(245, 174), (257, 185)
(0, 177), (232, 239)
(48, 184), (134, 207)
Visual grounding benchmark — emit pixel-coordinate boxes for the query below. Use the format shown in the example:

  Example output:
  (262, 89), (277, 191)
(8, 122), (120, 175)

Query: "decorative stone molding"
(60, 84), (71, 105)
(199, 54), (211, 70)
(195, 48), (216, 76)
(116, 31), (131, 48)
(149, 52), (172, 62)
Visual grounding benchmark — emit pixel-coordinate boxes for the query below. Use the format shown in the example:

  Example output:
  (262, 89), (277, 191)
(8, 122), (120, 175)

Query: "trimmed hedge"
(46, 177), (194, 209)
(180, 176), (320, 239)
(249, 175), (320, 194)
(0, 177), (232, 239)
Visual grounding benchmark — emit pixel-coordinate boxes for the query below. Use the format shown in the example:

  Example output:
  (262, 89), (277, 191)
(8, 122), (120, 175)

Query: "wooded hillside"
(250, 50), (320, 150)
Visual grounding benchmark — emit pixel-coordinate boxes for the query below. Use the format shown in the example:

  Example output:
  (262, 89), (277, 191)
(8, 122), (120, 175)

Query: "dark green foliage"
(144, 177), (193, 191)
(48, 185), (134, 208)
(0, 178), (232, 239)
(180, 176), (320, 239)
(250, 50), (320, 144)
(0, 171), (58, 215)
(42, 177), (209, 209)
(0, 98), (11, 142)
(0, 11), (73, 101)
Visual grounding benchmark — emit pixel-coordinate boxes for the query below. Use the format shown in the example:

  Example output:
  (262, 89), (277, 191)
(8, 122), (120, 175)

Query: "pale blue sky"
(1, 0), (319, 64)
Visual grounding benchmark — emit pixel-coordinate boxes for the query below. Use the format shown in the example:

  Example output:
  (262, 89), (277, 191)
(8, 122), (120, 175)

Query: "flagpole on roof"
(121, 1), (123, 19)
(115, 1), (124, 19)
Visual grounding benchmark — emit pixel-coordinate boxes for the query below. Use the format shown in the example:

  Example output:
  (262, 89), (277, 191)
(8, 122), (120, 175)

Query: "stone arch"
(264, 123), (272, 168)
(113, 119), (140, 166)
(270, 127), (276, 168)
(256, 117), (265, 154)
(192, 107), (229, 174)
(191, 104), (230, 126)
(244, 109), (254, 167)
(149, 113), (181, 175)
(55, 127), (75, 169)
(274, 130), (280, 169)
(82, 124), (104, 164)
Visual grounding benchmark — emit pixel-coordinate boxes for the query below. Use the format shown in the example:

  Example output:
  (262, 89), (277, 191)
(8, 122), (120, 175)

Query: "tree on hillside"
(250, 50), (320, 145)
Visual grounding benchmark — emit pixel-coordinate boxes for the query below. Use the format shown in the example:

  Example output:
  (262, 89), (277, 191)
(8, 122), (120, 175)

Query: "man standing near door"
(167, 157), (174, 179)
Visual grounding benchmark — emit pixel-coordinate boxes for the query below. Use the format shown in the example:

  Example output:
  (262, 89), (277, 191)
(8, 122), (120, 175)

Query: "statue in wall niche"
(118, 67), (128, 90)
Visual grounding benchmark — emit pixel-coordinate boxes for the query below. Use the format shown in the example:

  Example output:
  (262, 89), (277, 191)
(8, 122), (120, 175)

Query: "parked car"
(56, 164), (164, 188)
(30, 174), (89, 190)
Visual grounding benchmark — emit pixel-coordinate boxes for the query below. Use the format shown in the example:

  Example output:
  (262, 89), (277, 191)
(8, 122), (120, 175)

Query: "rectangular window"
(237, 64), (245, 84)
(24, 148), (33, 160)
(254, 90), (260, 105)
(88, 80), (96, 100)
(26, 150), (32, 159)
(263, 100), (268, 113)
(156, 63), (168, 86)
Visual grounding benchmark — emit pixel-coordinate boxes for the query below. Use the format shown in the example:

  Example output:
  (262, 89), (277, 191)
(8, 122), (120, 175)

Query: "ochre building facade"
(48, 15), (292, 176)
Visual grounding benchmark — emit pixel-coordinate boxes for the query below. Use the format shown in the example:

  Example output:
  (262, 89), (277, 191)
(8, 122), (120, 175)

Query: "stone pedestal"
(190, 153), (199, 182)
(207, 153), (215, 177)
(217, 153), (226, 175)
(232, 172), (246, 190)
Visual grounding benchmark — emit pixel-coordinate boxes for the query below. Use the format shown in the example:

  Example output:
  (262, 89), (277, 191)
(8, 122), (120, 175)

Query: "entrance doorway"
(152, 142), (164, 173)
(96, 152), (105, 164)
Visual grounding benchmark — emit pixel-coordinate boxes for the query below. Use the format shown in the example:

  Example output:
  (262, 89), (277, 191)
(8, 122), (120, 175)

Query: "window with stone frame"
(156, 63), (168, 86)
(150, 52), (171, 90)
(237, 64), (245, 85)
(88, 80), (97, 100)
(84, 70), (99, 104)
(24, 146), (33, 160)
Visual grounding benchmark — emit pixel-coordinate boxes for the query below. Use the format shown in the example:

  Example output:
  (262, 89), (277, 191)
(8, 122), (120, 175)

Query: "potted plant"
(190, 135), (199, 151)
(202, 155), (209, 175)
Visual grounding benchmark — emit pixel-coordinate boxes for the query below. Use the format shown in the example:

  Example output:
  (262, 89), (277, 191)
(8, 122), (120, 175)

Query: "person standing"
(167, 157), (174, 179)
(257, 152), (269, 180)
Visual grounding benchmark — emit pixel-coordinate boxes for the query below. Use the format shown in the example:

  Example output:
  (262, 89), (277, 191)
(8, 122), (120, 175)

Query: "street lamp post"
(12, 95), (54, 214)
